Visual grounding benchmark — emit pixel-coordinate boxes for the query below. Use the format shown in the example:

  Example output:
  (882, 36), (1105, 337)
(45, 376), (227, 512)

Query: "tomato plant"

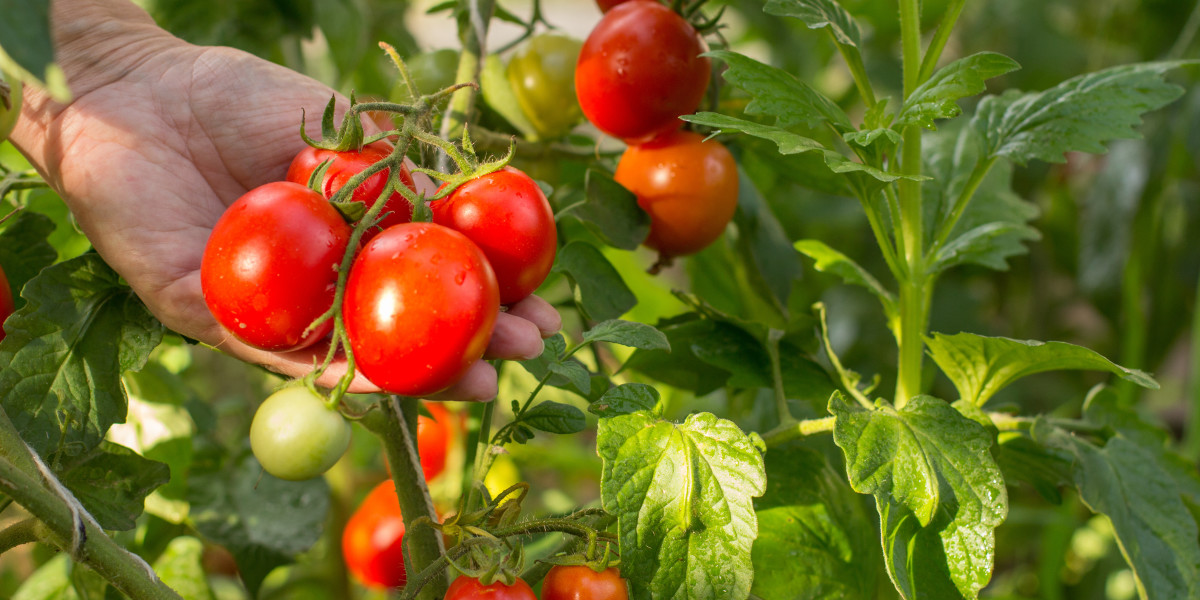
(575, 0), (710, 143)
(541, 565), (628, 600)
(614, 130), (738, 257)
(342, 480), (409, 589)
(342, 222), (499, 396)
(200, 181), (352, 351)
(445, 575), (536, 600)
(249, 386), (351, 481)
(507, 33), (584, 140)
(432, 167), (557, 305)
(286, 140), (416, 240)
(0, 264), (12, 342)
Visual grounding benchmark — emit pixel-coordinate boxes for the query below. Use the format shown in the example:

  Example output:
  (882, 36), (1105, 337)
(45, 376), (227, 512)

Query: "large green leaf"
(1035, 421), (1200, 600)
(12, 554), (107, 600)
(0, 254), (165, 459)
(794, 239), (896, 322)
(624, 317), (735, 396)
(830, 394), (1007, 599)
(583, 319), (670, 351)
(731, 168), (803, 319)
(152, 537), (216, 600)
(0, 210), (57, 312)
(971, 61), (1191, 165)
(752, 446), (877, 599)
(554, 241), (637, 322)
(707, 50), (852, 131)
(764, 0), (862, 47)
(576, 169), (651, 250)
(599, 411), (765, 600)
(925, 332), (1158, 406)
(58, 441), (169, 531)
(522, 401), (587, 435)
(896, 53), (1020, 130)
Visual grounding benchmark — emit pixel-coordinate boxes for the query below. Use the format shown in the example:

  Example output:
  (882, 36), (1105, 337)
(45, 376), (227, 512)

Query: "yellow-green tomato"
(250, 386), (351, 481)
(506, 33), (584, 140)
(0, 71), (21, 144)
(392, 49), (460, 103)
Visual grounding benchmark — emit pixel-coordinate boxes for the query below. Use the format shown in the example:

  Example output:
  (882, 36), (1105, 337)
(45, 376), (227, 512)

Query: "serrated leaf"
(554, 241), (636, 322)
(843, 127), (902, 150)
(897, 53), (1020, 130)
(925, 332), (1158, 406)
(971, 61), (1192, 165)
(764, 0), (862, 46)
(752, 447), (877, 600)
(58, 441), (169, 531)
(1035, 423), (1200, 600)
(708, 50), (852, 131)
(589, 383), (659, 418)
(547, 361), (592, 395)
(522, 401), (587, 434)
(189, 453), (330, 596)
(795, 239), (896, 320)
(684, 113), (922, 185)
(577, 170), (651, 250)
(831, 394), (1008, 599)
(583, 319), (669, 351)
(0, 254), (165, 460)
(731, 169), (803, 318)
(152, 537), (216, 600)
(599, 411), (765, 600)
(0, 210), (57, 312)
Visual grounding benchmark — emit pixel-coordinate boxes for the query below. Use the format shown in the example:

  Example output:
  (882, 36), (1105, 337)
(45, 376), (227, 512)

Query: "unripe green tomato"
(392, 49), (460, 103)
(250, 386), (351, 481)
(0, 70), (22, 144)
(506, 33), (584, 140)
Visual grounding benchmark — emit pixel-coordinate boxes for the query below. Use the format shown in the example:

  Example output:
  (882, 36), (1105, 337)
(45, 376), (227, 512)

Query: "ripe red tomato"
(343, 480), (407, 588)
(343, 222), (499, 396)
(614, 130), (738, 257)
(201, 181), (352, 351)
(575, 1), (710, 143)
(445, 575), (536, 600)
(542, 565), (629, 600)
(417, 402), (453, 480)
(0, 264), (13, 343)
(432, 167), (556, 305)
(286, 141), (417, 242)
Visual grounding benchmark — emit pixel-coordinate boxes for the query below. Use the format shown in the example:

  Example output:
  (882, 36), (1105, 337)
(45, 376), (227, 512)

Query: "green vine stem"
(765, 329), (793, 426)
(519, 514), (617, 585)
(917, 0), (967, 83)
(439, 0), (498, 169)
(361, 398), (446, 600)
(0, 517), (43, 554)
(761, 417), (837, 447)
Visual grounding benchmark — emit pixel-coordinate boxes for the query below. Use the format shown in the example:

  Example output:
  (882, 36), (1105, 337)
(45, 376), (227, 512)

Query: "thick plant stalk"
(438, 0), (498, 166)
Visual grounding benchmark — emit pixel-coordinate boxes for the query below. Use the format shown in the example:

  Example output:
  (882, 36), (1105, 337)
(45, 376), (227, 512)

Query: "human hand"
(10, 0), (561, 399)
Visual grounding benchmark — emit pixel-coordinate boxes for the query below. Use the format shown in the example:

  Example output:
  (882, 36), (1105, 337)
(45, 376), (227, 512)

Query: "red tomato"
(342, 480), (407, 588)
(575, 1), (710, 143)
(0, 265), (13, 342)
(614, 130), (738, 258)
(417, 402), (453, 480)
(343, 222), (499, 396)
(201, 182), (352, 351)
(432, 167), (557, 305)
(286, 141), (417, 242)
(541, 565), (629, 600)
(445, 575), (536, 600)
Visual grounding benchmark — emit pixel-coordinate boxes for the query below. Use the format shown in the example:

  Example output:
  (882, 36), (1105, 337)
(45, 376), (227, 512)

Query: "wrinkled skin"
(10, 0), (560, 398)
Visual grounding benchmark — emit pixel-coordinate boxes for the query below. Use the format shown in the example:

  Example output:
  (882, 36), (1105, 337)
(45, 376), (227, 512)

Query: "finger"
(485, 311), (545, 360)
(505, 294), (562, 337)
(427, 360), (498, 402)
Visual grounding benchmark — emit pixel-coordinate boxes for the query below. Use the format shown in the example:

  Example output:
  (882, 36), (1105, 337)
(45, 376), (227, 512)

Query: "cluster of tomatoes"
(578, 0), (739, 259)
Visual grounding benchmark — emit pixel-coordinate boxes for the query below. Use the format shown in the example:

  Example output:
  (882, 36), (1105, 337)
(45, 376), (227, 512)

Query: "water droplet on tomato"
(455, 271), (466, 285)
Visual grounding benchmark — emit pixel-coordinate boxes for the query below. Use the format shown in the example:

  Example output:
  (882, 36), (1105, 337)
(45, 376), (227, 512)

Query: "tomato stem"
(760, 416), (837, 447)
(917, 0), (967, 84)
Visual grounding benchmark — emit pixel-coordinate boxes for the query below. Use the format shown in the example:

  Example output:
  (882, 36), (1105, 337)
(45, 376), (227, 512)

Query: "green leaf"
(152, 537), (216, 600)
(843, 127), (901, 150)
(188, 452), (330, 596)
(794, 239), (896, 320)
(583, 319), (670, 351)
(764, 0), (862, 47)
(1035, 422), (1200, 600)
(994, 432), (1072, 505)
(731, 169), (803, 318)
(624, 317), (733, 395)
(589, 383), (659, 418)
(689, 323), (835, 404)
(0, 254), (165, 459)
(520, 333), (568, 379)
(925, 332), (1159, 406)
(577, 169), (651, 250)
(0, 210), (57, 312)
(522, 401), (587, 434)
(554, 241), (637, 322)
(896, 53), (1020, 130)
(548, 361), (592, 395)
(971, 61), (1192, 165)
(830, 394), (1008, 599)
(57, 441), (169, 531)
(599, 411), (765, 600)
(683, 113), (922, 185)
(752, 447), (877, 600)
(13, 555), (107, 600)
(707, 50), (852, 131)
(0, 0), (58, 90)
(314, 0), (367, 84)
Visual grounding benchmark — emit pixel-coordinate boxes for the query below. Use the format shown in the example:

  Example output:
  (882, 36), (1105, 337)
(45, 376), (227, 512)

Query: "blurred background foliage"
(1, 0), (1198, 598)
